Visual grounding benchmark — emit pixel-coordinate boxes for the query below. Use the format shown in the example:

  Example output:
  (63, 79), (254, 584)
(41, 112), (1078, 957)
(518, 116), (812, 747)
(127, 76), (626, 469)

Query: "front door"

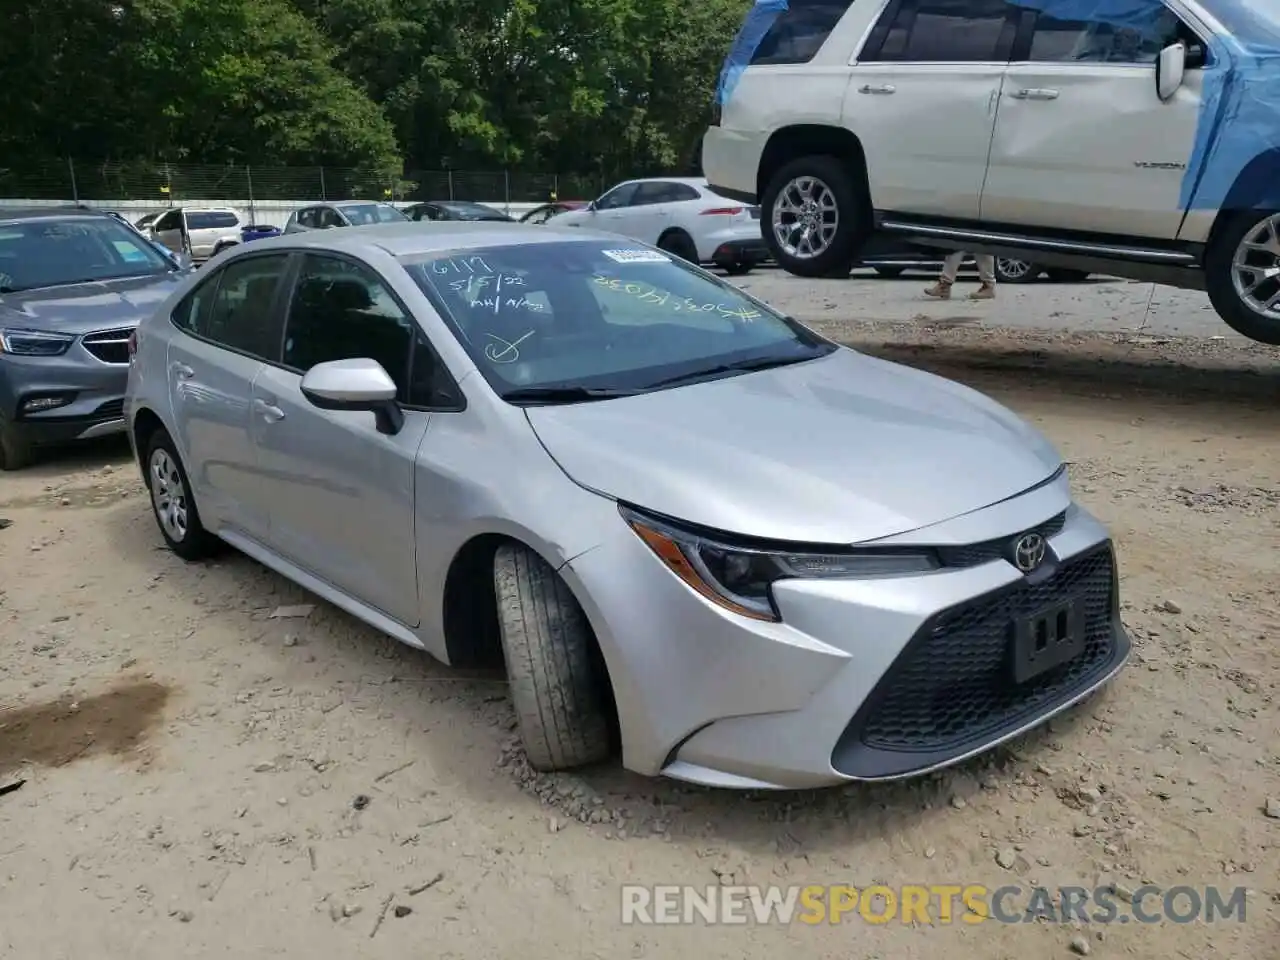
(165, 252), (291, 538)
(979, 4), (1204, 237)
(250, 252), (427, 626)
(152, 209), (185, 255)
(851, 0), (1017, 220)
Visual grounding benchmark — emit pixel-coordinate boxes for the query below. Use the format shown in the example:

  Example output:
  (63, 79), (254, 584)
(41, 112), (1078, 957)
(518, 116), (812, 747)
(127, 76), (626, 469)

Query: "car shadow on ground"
(12, 435), (134, 480)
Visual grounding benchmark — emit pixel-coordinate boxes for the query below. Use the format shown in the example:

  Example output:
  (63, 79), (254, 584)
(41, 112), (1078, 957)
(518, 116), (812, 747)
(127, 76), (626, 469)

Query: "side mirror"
(300, 358), (405, 435)
(587, 201), (598, 213)
(1156, 42), (1186, 102)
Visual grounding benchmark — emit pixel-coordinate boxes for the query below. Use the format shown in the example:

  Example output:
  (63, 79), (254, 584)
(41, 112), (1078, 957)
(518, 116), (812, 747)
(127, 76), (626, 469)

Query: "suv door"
(250, 252), (442, 626)
(153, 209), (185, 254)
(166, 252), (291, 539)
(979, 3), (1205, 238)
(852, 0), (1018, 219)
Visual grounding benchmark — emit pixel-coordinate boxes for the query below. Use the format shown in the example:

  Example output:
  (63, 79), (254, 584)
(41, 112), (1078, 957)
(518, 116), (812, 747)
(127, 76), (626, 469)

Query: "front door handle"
(858, 84), (896, 95)
(253, 398), (285, 423)
(1011, 88), (1059, 100)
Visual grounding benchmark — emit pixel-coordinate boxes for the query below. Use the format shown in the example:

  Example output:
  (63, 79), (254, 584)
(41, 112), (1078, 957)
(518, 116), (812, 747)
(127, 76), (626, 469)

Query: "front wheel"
(994, 258), (1041, 283)
(492, 544), (612, 771)
(761, 155), (865, 278)
(1205, 209), (1280, 345)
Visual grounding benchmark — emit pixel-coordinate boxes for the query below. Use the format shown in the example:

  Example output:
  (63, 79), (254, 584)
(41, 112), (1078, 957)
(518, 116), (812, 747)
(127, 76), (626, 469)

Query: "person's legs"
(969, 254), (996, 299)
(924, 251), (965, 298)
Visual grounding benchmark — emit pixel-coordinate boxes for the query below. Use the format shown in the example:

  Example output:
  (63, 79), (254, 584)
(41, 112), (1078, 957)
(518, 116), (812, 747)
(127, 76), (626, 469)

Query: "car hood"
(0, 273), (187, 336)
(525, 348), (1063, 544)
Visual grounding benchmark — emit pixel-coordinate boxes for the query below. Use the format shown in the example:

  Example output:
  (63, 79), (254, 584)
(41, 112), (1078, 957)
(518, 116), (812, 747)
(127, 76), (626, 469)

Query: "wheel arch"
(756, 124), (872, 213)
(1205, 148), (1280, 253)
(131, 406), (167, 477)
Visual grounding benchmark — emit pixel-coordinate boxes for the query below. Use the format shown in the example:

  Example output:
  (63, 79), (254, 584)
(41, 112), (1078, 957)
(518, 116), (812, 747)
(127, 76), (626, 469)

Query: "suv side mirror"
(1156, 42), (1186, 102)
(300, 358), (405, 435)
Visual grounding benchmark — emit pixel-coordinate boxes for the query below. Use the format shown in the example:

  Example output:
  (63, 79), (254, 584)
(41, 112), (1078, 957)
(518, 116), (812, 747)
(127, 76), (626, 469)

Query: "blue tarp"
(716, 0), (1280, 212)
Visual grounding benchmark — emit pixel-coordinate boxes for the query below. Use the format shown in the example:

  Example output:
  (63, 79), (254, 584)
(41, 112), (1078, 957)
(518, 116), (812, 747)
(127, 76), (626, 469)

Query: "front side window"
(282, 254), (451, 406)
(155, 210), (182, 231)
(1027, 4), (1184, 63)
(751, 0), (857, 65)
(865, 0), (1017, 62)
(193, 254), (289, 358)
(0, 217), (174, 294)
(403, 240), (833, 403)
(595, 184), (639, 210)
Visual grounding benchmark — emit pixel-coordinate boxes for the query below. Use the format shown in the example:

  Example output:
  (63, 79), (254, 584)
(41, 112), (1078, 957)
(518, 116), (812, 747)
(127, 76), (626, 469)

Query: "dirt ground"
(1, 322), (1278, 959)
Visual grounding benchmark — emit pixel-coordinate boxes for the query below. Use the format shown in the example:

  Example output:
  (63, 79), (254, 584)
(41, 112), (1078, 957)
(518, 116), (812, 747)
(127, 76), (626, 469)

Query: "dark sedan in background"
(403, 201), (514, 223)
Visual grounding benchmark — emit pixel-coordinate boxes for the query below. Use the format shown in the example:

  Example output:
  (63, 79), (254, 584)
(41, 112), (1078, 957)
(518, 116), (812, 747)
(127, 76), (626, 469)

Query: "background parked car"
(520, 201), (589, 224)
(147, 207), (243, 262)
(403, 200), (514, 222)
(552, 177), (768, 275)
(854, 237), (1091, 282)
(240, 223), (282, 243)
(134, 212), (161, 234)
(283, 201), (408, 234)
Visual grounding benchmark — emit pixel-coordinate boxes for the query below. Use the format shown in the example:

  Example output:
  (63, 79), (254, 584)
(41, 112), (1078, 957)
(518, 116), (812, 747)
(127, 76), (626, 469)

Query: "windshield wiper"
(644, 353), (816, 390)
(502, 385), (641, 405)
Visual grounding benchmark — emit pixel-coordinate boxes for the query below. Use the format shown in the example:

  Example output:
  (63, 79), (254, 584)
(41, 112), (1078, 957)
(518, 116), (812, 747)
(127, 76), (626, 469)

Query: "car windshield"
(403, 240), (833, 402)
(0, 217), (174, 293)
(441, 203), (510, 221)
(342, 203), (408, 225)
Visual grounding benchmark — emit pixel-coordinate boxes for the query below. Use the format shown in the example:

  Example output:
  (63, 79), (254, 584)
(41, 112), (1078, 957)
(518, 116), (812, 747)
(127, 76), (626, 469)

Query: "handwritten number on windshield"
(432, 256), (494, 276)
(592, 275), (760, 321)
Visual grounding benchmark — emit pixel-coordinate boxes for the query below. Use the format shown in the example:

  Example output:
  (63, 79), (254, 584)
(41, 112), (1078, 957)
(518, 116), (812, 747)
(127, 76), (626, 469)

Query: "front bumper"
(1, 351), (129, 447)
(564, 486), (1129, 790)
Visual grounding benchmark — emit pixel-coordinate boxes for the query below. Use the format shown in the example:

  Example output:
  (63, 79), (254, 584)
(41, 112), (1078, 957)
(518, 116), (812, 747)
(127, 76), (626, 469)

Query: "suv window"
(317, 207), (344, 228)
(865, 0), (1017, 62)
(751, 0), (857, 65)
(1027, 6), (1183, 63)
(282, 254), (452, 406)
(155, 210), (182, 231)
(175, 254), (288, 358)
(595, 183), (639, 210)
(632, 182), (691, 205)
(186, 211), (240, 230)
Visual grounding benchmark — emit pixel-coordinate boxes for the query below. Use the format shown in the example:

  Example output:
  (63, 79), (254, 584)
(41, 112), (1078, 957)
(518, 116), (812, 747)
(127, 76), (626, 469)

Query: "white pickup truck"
(702, 0), (1280, 344)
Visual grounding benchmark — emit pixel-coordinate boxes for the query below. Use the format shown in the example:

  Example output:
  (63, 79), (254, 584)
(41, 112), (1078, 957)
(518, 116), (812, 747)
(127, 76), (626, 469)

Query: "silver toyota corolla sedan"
(123, 222), (1130, 790)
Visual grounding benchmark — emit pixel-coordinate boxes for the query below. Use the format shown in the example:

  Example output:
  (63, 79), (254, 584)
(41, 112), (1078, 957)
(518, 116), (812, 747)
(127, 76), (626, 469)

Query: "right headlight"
(0, 328), (75, 357)
(621, 505), (940, 622)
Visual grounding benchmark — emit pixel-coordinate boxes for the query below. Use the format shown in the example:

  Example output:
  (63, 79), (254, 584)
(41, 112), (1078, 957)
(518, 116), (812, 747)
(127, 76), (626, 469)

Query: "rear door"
(617, 182), (685, 243)
(851, 0), (1017, 219)
(165, 252), (292, 539)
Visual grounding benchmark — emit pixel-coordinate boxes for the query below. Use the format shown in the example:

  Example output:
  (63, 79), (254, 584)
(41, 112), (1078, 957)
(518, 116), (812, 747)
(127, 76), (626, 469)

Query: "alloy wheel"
(997, 258), (1034, 281)
(149, 448), (188, 542)
(771, 176), (839, 260)
(1230, 213), (1280, 318)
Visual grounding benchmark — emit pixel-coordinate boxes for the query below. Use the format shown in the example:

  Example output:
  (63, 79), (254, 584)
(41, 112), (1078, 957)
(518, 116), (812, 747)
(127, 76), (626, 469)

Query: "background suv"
(703, 0), (1280, 344)
(147, 207), (243, 262)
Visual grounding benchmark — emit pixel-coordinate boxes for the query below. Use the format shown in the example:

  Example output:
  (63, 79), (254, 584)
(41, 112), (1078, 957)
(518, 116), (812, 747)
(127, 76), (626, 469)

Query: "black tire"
(1045, 268), (1090, 283)
(993, 258), (1041, 283)
(657, 230), (698, 263)
(0, 414), (34, 471)
(1205, 210), (1280, 345)
(142, 428), (219, 561)
(723, 262), (753, 276)
(873, 266), (905, 279)
(761, 155), (865, 278)
(492, 544), (612, 771)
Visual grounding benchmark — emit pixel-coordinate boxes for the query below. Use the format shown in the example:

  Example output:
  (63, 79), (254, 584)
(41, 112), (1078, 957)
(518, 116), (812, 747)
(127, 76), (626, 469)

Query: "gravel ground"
(1, 278), (1278, 958)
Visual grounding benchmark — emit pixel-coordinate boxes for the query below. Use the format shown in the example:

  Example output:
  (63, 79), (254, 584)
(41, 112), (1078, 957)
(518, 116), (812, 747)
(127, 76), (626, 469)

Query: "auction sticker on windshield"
(601, 249), (670, 264)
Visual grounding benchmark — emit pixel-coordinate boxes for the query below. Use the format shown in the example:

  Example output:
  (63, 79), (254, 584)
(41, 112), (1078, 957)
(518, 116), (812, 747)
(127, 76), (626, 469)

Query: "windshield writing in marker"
(591, 275), (761, 321)
(431, 256), (494, 276)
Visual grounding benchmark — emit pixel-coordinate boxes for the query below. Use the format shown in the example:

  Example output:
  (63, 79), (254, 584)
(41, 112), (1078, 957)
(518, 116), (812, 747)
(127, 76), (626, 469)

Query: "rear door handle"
(1011, 88), (1059, 100)
(858, 84), (896, 95)
(172, 362), (194, 380)
(253, 398), (285, 423)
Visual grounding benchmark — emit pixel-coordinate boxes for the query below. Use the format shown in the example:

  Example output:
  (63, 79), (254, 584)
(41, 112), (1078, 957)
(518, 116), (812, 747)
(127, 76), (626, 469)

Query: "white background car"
(148, 207), (242, 262)
(702, 0), (1280, 343)
(552, 177), (769, 274)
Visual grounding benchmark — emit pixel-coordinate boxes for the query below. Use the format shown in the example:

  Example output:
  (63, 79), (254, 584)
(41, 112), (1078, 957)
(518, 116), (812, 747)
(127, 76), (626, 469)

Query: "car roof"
(0, 206), (115, 224)
(224, 221), (623, 259)
(330, 199), (396, 208)
(620, 177), (708, 188)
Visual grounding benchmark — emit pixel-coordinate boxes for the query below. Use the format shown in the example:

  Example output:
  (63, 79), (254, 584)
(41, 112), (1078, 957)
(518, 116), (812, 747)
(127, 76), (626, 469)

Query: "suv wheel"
(0, 414), (34, 471)
(761, 156), (864, 278)
(994, 258), (1040, 283)
(1205, 209), (1280, 345)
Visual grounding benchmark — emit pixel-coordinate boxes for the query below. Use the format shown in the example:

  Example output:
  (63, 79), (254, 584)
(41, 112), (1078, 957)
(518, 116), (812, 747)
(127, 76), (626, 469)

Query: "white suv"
(702, 0), (1280, 344)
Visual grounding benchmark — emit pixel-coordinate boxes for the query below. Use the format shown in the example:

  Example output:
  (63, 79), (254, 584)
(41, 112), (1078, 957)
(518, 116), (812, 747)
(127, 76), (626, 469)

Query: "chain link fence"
(0, 160), (610, 205)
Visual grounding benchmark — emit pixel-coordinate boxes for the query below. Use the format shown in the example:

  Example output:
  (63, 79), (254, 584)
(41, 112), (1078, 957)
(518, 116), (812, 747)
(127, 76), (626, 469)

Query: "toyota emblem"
(1013, 533), (1047, 573)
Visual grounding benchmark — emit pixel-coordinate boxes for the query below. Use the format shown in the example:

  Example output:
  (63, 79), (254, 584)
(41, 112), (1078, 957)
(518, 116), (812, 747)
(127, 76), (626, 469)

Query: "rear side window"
(751, 0), (856, 65)
(172, 254), (289, 359)
(186, 211), (240, 230)
(863, 0), (1018, 62)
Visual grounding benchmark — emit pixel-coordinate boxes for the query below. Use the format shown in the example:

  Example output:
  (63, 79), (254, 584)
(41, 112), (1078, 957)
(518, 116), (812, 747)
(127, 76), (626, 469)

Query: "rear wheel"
(144, 428), (219, 561)
(0, 415), (34, 471)
(657, 229), (698, 263)
(1205, 209), (1280, 345)
(994, 258), (1040, 283)
(492, 544), (612, 771)
(762, 155), (865, 278)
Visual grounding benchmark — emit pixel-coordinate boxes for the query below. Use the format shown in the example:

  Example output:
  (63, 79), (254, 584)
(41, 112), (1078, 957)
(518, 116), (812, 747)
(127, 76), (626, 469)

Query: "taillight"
(127, 330), (138, 358)
(700, 207), (743, 216)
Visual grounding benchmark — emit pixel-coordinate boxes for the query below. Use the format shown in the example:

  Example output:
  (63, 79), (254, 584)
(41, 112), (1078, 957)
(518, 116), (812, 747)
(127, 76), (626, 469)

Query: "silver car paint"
(126, 222), (1127, 789)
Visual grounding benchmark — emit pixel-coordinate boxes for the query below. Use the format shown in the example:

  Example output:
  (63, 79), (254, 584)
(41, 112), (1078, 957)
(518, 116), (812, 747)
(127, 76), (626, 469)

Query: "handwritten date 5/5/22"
(591, 275), (760, 321)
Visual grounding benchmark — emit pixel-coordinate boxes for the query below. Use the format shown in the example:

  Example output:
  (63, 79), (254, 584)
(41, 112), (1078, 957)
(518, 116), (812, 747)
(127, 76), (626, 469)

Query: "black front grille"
(937, 511), (1066, 568)
(81, 328), (132, 364)
(94, 398), (124, 418)
(833, 545), (1123, 776)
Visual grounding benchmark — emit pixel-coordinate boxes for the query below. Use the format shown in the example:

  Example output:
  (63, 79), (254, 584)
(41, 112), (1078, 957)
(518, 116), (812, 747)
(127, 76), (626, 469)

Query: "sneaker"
(968, 282), (996, 300)
(923, 280), (953, 300)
